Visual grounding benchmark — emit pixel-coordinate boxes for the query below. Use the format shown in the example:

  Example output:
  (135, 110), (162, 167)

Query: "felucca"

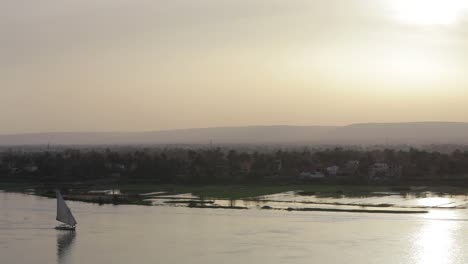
(55, 190), (77, 231)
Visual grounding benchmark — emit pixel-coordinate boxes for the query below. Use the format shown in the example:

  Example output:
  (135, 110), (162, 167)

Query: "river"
(1, 191), (467, 264)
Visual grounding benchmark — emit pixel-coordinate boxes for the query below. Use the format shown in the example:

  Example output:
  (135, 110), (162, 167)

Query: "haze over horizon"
(3, 0), (468, 134)
(1, 121), (468, 135)
(2, 122), (468, 145)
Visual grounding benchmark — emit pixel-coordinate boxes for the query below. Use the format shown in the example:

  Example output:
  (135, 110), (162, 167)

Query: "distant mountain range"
(1, 122), (468, 145)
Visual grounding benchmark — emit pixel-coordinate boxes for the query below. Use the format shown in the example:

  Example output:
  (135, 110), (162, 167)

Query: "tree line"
(2, 147), (468, 184)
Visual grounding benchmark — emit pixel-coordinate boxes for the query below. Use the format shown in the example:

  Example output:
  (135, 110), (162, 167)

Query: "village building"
(368, 163), (402, 182)
(334, 160), (361, 181)
(326, 165), (340, 176)
(299, 170), (325, 181)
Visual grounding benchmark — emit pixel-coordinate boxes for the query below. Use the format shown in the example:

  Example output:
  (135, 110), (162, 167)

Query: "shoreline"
(2, 182), (465, 214)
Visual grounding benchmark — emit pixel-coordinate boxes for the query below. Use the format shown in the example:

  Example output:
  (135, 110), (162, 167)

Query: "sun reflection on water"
(413, 219), (461, 264)
(416, 197), (453, 207)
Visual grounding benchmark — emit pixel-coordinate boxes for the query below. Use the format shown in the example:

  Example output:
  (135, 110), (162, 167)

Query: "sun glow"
(391, 0), (468, 25)
(414, 220), (461, 264)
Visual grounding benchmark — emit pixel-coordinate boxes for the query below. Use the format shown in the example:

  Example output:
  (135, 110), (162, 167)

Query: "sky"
(2, 0), (468, 134)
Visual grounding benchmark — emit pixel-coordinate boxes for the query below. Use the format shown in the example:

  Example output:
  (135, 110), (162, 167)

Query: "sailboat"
(55, 190), (77, 231)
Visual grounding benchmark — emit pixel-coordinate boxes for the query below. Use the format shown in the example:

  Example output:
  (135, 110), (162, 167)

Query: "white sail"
(56, 191), (77, 226)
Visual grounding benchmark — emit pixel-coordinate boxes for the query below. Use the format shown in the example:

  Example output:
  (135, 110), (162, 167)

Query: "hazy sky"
(2, 0), (468, 133)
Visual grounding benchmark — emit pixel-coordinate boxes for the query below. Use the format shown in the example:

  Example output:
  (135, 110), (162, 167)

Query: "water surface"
(1, 191), (468, 264)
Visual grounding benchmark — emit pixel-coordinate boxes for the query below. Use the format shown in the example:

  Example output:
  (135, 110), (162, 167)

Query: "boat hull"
(55, 225), (76, 231)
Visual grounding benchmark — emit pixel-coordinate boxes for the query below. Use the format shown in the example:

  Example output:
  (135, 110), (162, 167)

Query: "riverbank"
(2, 181), (467, 214)
(3, 181), (468, 199)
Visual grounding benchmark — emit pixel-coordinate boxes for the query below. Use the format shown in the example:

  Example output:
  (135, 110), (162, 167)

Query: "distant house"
(343, 160), (360, 174)
(105, 163), (126, 172)
(333, 160), (360, 181)
(326, 166), (340, 176)
(114, 164), (126, 171)
(299, 170), (325, 180)
(369, 163), (389, 179)
(368, 163), (401, 182)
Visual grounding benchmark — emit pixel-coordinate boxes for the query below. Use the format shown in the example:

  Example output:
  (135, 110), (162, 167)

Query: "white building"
(299, 170), (325, 180)
(326, 166), (340, 176)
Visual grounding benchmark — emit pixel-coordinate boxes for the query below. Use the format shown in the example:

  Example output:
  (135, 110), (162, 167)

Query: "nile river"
(1, 191), (468, 264)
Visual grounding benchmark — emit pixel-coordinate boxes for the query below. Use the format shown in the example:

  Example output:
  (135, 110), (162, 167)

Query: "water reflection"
(57, 231), (76, 264)
(416, 197), (453, 207)
(413, 219), (461, 264)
